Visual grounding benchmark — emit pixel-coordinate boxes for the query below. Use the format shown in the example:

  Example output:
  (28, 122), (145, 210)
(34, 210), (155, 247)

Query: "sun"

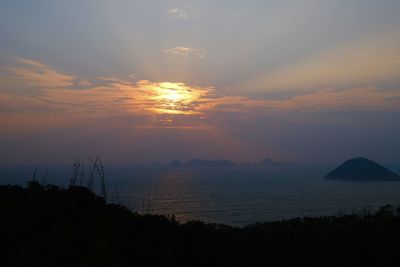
(162, 89), (183, 102)
(133, 80), (212, 116)
(138, 81), (207, 115)
(155, 82), (195, 103)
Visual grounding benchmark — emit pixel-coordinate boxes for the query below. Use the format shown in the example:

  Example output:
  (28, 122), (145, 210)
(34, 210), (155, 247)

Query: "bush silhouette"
(1, 182), (400, 266)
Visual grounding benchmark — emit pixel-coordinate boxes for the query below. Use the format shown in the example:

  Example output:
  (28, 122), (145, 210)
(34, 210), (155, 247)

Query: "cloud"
(166, 8), (188, 19)
(76, 79), (92, 87)
(2, 58), (400, 132)
(163, 47), (205, 59)
(213, 87), (400, 113)
(4, 59), (75, 89)
(95, 76), (131, 84)
(128, 74), (137, 80)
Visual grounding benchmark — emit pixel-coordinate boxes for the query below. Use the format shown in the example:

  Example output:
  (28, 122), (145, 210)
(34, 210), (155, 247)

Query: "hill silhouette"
(244, 158), (295, 167)
(184, 159), (237, 167)
(169, 160), (183, 167)
(166, 158), (295, 168)
(325, 157), (400, 181)
(2, 181), (400, 266)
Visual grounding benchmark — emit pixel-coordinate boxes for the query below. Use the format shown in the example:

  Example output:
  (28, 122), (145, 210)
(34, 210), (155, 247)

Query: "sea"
(2, 164), (400, 227)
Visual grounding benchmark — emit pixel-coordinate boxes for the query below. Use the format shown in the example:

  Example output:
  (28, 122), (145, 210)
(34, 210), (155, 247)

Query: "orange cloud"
(266, 87), (400, 111)
(2, 58), (400, 132)
(4, 58), (75, 89)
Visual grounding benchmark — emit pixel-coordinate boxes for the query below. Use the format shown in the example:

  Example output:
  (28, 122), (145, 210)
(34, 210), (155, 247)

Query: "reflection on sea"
(2, 166), (400, 226)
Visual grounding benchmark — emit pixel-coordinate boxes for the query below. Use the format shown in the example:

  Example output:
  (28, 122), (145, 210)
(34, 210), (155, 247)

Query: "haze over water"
(2, 165), (400, 226)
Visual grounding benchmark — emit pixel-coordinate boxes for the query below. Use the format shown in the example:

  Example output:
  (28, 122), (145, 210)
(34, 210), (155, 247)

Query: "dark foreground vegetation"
(2, 182), (400, 267)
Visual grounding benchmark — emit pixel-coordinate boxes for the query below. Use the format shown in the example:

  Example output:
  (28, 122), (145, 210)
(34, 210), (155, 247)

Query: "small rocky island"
(325, 157), (400, 181)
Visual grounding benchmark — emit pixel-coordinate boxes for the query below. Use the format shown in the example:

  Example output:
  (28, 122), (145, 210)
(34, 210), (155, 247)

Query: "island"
(243, 158), (295, 167)
(166, 158), (295, 168)
(184, 159), (237, 167)
(325, 157), (400, 181)
(169, 160), (184, 167)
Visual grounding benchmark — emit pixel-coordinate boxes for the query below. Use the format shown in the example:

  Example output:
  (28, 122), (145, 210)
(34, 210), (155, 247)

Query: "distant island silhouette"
(167, 159), (237, 167)
(183, 159), (237, 167)
(169, 160), (184, 167)
(166, 158), (295, 168)
(325, 157), (400, 181)
(243, 158), (296, 167)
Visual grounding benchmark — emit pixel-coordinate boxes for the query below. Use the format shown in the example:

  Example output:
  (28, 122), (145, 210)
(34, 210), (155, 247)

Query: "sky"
(1, 0), (400, 165)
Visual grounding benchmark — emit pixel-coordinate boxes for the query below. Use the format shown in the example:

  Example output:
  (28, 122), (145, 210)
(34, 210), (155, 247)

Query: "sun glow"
(137, 80), (211, 115)
(155, 82), (192, 102)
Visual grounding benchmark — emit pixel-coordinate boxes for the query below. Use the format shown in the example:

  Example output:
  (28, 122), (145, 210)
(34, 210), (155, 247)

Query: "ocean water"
(2, 165), (400, 226)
